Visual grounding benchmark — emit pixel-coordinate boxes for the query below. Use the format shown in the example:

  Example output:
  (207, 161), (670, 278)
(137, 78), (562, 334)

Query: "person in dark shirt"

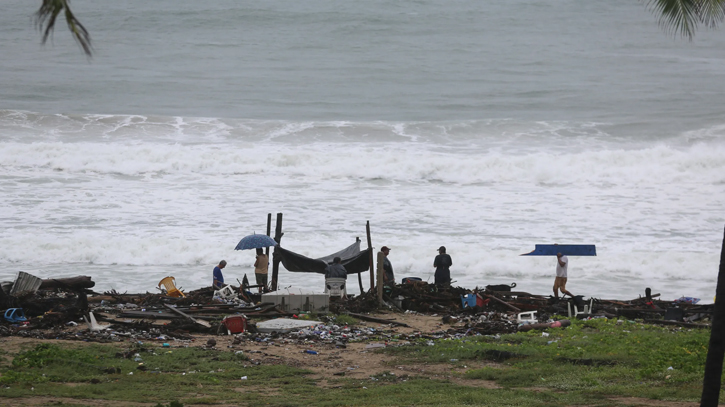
(380, 246), (394, 284)
(325, 256), (348, 279)
(213, 260), (226, 290)
(433, 246), (452, 288)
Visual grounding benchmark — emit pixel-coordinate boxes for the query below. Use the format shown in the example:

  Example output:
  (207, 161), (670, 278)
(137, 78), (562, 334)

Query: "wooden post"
(271, 213), (284, 291)
(700, 225), (725, 407)
(356, 237), (364, 294)
(0, 284), (11, 309)
(376, 250), (385, 304)
(265, 213), (272, 258)
(366, 221), (374, 291)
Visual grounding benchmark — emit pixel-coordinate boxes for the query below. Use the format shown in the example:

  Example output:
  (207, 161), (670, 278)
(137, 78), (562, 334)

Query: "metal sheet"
(9, 271), (43, 296)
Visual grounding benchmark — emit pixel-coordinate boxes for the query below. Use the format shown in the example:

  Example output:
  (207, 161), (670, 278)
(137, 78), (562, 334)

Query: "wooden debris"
(484, 293), (521, 312)
(164, 303), (211, 328)
(39, 276), (95, 290)
(346, 312), (410, 327)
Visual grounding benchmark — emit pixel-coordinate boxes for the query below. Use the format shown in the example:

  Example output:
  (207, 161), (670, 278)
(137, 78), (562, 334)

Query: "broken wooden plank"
(345, 312), (410, 327)
(118, 310), (180, 319)
(484, 294), (521, 312)
(164, 303), (211, 328)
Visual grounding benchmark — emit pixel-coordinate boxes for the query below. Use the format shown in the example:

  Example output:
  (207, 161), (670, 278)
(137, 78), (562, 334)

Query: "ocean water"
(1, 0), (724, 301)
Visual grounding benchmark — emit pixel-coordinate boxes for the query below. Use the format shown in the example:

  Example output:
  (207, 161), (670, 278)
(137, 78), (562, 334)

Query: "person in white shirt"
(553, 252), (574, 299)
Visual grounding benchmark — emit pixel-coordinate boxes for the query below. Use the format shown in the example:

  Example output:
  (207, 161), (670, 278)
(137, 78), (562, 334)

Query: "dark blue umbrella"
(235, 234), (278, 250)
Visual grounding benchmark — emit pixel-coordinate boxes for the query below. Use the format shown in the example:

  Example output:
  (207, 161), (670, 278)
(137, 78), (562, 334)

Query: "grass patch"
(385, 317), (723, 403)
(0, 342), (315, 405)
(0, 318), (722, 405)
(334, 314), (360, 326)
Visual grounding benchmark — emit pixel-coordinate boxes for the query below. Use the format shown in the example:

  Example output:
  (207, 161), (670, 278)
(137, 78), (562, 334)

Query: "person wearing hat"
(433, 246), (452, 288)
(378, 246), (394, 284)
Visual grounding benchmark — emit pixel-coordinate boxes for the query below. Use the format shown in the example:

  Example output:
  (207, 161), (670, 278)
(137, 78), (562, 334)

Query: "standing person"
(325, 257), (347, 279)
(433, 246), (452, 288)
(254, 248), (269, 293)
(213, 260), (226, 290)
(380, 246), (394, 284)
(553, 252), (574, 299)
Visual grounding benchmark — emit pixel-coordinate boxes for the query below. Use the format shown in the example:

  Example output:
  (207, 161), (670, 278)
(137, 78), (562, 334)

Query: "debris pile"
(1, 271), (714, 344)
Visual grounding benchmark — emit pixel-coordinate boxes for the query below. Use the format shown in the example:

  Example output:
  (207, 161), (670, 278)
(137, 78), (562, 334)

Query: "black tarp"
(278, 240), (371, 275)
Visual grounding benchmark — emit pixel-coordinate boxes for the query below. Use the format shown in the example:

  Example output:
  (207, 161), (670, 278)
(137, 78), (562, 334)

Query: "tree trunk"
(701, 225), (725, 407)
(271, 212), (284, 291)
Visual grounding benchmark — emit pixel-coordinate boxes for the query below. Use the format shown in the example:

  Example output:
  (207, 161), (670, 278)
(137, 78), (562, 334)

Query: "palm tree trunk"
(701, 225), (725, 406)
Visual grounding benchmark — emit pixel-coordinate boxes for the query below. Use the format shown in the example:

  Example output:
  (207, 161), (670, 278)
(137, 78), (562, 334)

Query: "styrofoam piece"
(255, 318), (323, 333)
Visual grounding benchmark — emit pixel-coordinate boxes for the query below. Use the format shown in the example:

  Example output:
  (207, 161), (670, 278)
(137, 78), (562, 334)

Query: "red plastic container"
(222, 315), (247, 334)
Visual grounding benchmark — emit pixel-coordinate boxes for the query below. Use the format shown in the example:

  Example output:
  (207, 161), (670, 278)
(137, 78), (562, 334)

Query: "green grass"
(334, 314), (360, 326)
(0, 318), (722, 406)
(384, 317), (719, 402)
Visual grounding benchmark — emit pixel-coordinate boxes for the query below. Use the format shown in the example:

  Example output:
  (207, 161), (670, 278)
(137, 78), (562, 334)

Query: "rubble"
(1, 272), (715, 345)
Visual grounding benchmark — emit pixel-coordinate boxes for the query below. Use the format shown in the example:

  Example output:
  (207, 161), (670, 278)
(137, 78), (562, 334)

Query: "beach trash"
(157, 276), (185, 298)
(517, 311), (537, 324)
(4, 308), (27, 323)
(461, 293), (485, 309)
(214, 285), (237, 300)
(461, 294), (476, 308)
(664, 307), (684, 322)
(222, 315), (247, 334)
(324, 277), (346, 298)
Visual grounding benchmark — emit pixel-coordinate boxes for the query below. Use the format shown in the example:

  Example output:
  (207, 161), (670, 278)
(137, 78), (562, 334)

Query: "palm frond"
(35, 0), (92, 56)
(646, 0), (725, 39)
(695, 0), (725, 28)
(647, 0), (700, 39)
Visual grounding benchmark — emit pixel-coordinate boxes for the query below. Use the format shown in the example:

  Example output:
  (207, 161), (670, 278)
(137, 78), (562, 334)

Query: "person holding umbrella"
(235, 233), (278, 291)
(254, 248), (269, 292)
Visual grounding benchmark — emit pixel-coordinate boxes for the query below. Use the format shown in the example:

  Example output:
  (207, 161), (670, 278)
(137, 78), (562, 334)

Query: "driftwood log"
(39, 276), (95, 290)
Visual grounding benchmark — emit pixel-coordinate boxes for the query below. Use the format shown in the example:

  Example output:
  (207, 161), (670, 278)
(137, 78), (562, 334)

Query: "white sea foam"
(1, 113), (723, 302)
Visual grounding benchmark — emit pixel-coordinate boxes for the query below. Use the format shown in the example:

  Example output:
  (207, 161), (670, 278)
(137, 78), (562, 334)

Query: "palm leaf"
(35, 0), (92, 56)
(696, 0), (725, 28)
(645, 0), (725, 39)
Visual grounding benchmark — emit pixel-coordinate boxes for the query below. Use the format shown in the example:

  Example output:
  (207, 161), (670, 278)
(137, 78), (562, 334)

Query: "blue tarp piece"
(521, 244), (597, 256)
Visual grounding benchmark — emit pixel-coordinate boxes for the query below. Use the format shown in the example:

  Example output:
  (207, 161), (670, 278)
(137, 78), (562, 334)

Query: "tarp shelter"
(278, 240), (371, 274)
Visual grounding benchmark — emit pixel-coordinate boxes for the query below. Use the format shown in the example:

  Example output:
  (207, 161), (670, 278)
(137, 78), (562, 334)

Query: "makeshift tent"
(278, 240), (371, 275)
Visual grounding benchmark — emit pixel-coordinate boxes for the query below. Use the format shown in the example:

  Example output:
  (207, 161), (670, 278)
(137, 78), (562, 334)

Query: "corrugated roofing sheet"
(9, 271), (42, 296)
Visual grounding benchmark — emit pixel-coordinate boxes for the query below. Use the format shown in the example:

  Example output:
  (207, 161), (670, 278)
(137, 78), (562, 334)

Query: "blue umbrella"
(235, 234), (278, 250)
